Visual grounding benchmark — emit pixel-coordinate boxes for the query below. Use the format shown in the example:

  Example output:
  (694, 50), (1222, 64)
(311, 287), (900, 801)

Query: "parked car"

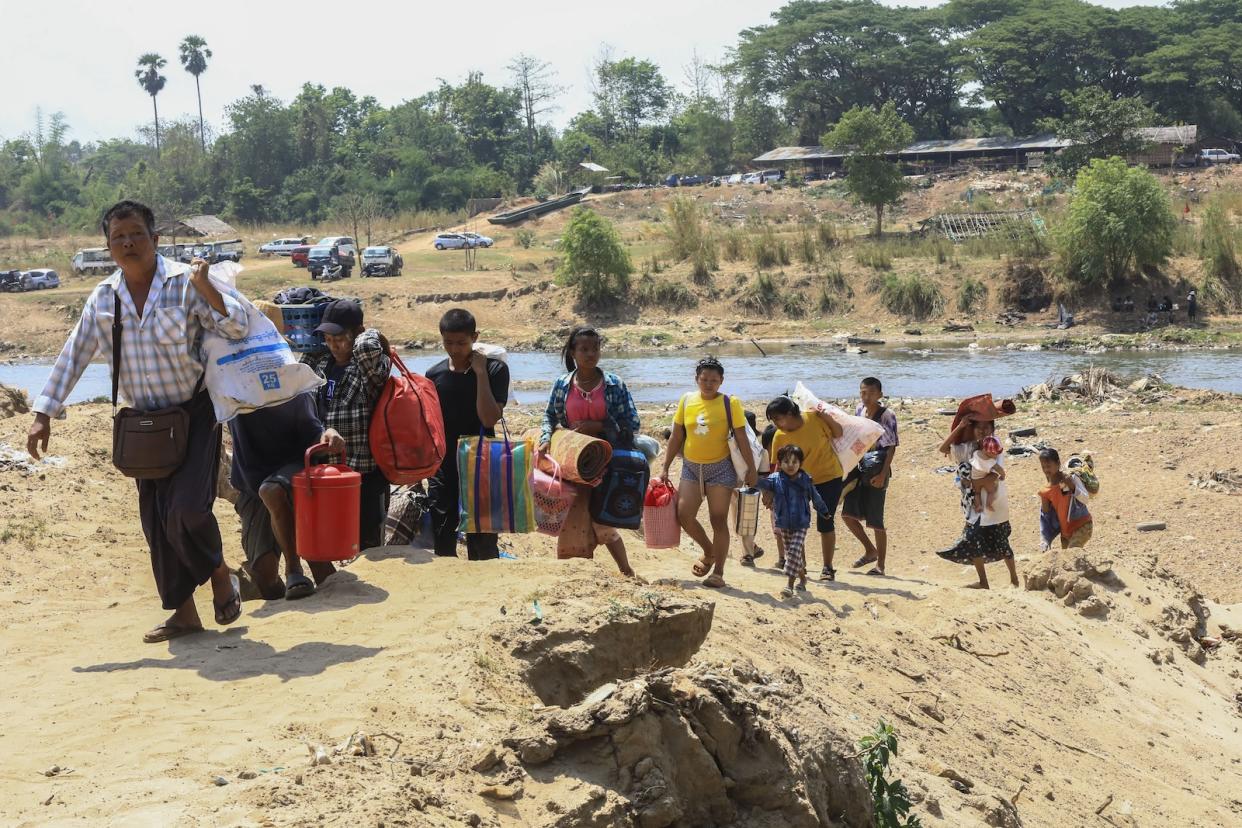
(316, 236), (358, 262)
(308, 245), (353, 280)
(461, 232), (494, 248)
(71, 248), (115, 276)
(291, 244), (312, 268)
(362, 246), (403, 277)
(157, 243), (191, 261)
(0, 270), (22, 292)
(258, 236), (311, 256)
(678, 174), (706, 187)
(22, 269), (60, 290)
(1199, 148), (1240, 165)
(433, 232), (481, 250)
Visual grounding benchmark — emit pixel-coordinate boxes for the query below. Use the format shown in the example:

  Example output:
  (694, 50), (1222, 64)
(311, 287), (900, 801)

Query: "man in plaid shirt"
(26, 200), (250, 643)
(302, 299), (392, 551)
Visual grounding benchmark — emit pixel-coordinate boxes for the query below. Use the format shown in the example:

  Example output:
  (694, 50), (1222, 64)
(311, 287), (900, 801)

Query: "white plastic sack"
(790, 381), (884, 472)
(207, 260), (241, 289)
(727, 420), (765, 481)
(202, 291), (325, 423)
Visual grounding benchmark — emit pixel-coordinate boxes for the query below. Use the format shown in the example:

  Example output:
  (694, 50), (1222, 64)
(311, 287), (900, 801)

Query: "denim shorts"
(680, 457), (738, 488)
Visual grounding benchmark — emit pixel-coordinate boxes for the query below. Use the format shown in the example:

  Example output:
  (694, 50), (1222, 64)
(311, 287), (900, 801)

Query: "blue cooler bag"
(589, 447), (650, 530)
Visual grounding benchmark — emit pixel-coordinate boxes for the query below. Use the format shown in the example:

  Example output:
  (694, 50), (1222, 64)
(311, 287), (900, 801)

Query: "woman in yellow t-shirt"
(765, 395), (845, 581)
(658, 357), (758, 588)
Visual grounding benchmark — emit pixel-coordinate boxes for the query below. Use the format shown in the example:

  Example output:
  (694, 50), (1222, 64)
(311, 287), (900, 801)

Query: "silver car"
(22, 269), (60, 289)
(433, 232), (493, 250)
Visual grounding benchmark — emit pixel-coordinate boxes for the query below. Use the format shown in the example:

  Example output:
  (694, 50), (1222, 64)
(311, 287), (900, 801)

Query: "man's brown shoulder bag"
(110, 291), (195, 479)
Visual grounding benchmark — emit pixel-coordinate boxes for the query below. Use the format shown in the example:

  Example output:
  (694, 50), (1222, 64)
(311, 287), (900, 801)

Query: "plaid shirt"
(540, 369), (641, 446)
(34, 256), (248, 418)
(302, 328), (390, 472)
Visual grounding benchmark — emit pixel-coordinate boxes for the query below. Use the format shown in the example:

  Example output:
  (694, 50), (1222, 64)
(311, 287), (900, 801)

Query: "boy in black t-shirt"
(425, 308), (510, 559)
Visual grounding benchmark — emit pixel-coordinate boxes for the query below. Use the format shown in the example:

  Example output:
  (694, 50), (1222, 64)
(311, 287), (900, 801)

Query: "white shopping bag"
(202, 289), (325, 423)
(790, 381), (884, 472)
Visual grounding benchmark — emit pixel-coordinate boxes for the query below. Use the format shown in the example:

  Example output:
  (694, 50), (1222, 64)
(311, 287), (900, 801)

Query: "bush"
(859, 721), (923, 828)
(722, 227), (746, 261)
(514, 228), (536, 249)
(857, 243), (893, 270)
(665, 197), (718, 272)
(634, 274), (698, 310)
(740, 271), (782, 314)
(795, 225), (818, 265)
(816, 219), (839, 251)
(957, 276), (988, 313)
(752, 226), (790, 269)
(558, 208), (632, 306)
(1200, 199), (1240, 309)
(782, 292), (808, 317)
(1056, 156), (1176, 286)
(878, 273), (944, 319)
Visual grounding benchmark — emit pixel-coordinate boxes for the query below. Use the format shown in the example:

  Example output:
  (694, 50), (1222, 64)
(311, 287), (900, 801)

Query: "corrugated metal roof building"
(753, 126), (1197, 170)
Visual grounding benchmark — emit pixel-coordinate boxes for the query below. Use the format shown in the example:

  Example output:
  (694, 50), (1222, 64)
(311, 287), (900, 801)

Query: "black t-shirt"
(320, 361), (347, 411)
(425, 356), (510, 443)
(228, 393), (325, 494)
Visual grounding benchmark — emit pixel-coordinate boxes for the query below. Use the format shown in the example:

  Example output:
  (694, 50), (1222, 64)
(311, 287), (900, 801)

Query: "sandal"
(780, 586), (795, 599)
(775, 558), (786, 571)
(692, 558), (712, 578)
(702, 574), (727, 588)
(819, 567), (836, 582)
(853, 554), (878, 568)
(741, 554), (756, 567)
(214, 574), (242, 626)
(865, 567), (885, 576)
(751, 545), (765, 561)
(285, 573), (316, 601)
(143, 622), (203, 644)
(796, 579), (808, 591)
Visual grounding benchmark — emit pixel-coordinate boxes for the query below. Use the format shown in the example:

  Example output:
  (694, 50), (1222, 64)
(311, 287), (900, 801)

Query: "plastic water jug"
(733, 487), (761, 538)
(292, 442), (361, 561)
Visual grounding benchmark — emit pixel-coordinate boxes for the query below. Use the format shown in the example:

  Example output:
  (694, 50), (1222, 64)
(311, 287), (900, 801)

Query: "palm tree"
(134, 53), (167, 157)
(179, 35), (212, 151)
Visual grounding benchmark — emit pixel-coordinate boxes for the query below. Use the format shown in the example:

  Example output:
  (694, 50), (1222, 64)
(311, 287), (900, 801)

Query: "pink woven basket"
(532, 456), (576, 537)
(642, 481), (681, 549)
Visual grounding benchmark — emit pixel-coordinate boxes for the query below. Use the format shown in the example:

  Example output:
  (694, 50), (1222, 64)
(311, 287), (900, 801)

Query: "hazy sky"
(3, 0), (1165, 146)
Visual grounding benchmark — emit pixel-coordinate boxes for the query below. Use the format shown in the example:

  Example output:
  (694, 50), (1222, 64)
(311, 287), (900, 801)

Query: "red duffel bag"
(369, 349), (446, 484)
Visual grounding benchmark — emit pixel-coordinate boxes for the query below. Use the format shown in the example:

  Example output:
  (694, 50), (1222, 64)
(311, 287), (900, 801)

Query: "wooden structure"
(487, 187), (591, 226)
(919, 210), (1046, 242)
(154, 214), (239, 238)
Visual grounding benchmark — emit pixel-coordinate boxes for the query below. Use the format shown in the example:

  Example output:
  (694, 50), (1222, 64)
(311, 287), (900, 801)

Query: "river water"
(4, 342), (1240, 406)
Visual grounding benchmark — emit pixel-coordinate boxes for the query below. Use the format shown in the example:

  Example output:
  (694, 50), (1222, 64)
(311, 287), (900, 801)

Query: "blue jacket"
(540, 369), (641, 446)
(756, 469), (830, 531)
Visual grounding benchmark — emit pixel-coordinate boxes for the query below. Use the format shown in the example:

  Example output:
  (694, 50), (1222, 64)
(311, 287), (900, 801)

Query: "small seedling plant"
(859, 721), (922, 828)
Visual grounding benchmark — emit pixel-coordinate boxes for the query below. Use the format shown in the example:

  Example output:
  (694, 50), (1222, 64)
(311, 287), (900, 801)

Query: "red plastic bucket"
(292, 442), (361, 561)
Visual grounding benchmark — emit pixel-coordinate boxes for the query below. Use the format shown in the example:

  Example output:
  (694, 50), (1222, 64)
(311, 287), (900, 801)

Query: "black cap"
(314, 298), (364, 336)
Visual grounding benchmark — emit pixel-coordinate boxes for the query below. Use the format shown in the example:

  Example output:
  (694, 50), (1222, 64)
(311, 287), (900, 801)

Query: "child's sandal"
(819, 566), (836, 582)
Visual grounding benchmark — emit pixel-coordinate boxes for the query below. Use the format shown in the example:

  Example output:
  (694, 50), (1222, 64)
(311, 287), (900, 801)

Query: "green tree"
(1056, 156), (1176, 286)
(592, 56), (672, 139)
(1139, 23), (1242, 137)
(558, 208), (632, 306)
(823, 102), (914, 236)
(1043, 87), (1158, 177)
(134, 53), (168, 157)
(179, 35), (212, 151)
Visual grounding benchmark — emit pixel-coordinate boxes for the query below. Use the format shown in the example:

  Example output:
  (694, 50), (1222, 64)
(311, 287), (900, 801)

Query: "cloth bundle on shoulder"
(540, 428), (613, 486)
(201, 279), (325, 423)
(456, 422), (536, 534)
(790, 381), (885, 472)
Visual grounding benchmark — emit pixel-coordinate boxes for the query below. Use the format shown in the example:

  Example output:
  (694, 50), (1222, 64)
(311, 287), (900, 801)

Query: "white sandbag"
(202, 292), (325, 423)
(207, 260), (241, 289)
(790, 381), (884, 472)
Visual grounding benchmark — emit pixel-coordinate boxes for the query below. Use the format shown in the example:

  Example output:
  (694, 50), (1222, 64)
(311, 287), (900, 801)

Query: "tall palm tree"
(179, 35), (212, 151)
(135, 53), (167, 157)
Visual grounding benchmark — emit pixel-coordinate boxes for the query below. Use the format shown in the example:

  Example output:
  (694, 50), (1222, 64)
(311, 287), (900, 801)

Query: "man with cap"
(302, 299), (393, 551)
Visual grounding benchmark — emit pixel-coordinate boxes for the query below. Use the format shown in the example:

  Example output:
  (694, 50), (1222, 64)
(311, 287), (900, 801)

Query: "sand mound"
(0, 382), (29, 418)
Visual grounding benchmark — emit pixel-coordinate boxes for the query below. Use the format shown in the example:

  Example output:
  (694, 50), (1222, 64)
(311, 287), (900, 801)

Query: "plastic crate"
(280, 303), (328, 353)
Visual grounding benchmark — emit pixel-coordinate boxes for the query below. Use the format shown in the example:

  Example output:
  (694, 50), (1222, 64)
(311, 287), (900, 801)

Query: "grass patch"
(722, 227), (746, 261)
(634, 274), (698, 310)
(0, 516), (46, 550)
(877, 273), (944, 319)
(795, 225), (818, 265)
(956, 276), (988, 313)
(751, 226), (790, 269)
(857, 243), (893, 270)
(740, 271), (782, 314)
(816, 219), (839, 252)
(514, 228), (536, 249)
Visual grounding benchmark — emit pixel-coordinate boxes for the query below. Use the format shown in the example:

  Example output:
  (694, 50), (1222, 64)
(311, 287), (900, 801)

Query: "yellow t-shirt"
(674, 392), (746, 464)
(771, 414), (842, 483)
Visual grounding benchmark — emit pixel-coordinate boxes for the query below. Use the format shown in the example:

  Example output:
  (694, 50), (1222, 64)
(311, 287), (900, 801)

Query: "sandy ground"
(1, 387), (1242, 826)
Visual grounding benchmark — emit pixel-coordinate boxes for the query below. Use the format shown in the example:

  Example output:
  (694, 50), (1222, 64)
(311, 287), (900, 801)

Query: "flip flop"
(853, 555), (878, 568)
(740, 554), (756, 567)
(692, 558), (711, 578)
(285, 573), (316, 601)
(143, 622), (203, 644)
(780, 586), (795, 599)
(865, 567), (885, 576)
(214, 574), (242, 625)
(702, 574), (727, 589)
(751, 546), (765, 561)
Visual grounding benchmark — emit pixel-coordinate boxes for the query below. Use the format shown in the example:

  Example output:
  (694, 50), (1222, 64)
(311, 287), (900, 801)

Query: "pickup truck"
(362, 246), (403, 277)
(72, 248), (116, 276)
(1199, 148), (1240, 165)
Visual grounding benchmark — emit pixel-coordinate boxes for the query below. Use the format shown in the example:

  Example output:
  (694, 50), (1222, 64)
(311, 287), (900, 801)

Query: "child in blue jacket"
(757, 444), (832, 598)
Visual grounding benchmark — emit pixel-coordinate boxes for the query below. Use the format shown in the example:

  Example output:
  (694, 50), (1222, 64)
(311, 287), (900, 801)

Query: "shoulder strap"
(723, 394), (734, 431)
(111, 291), (122, 413)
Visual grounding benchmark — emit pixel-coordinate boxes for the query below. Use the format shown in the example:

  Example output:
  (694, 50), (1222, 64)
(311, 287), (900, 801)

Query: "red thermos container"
(292, 442), (361, 562)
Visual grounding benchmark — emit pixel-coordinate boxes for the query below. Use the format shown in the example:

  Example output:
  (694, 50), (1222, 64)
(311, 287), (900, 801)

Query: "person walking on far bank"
(27, 200), (250, 643)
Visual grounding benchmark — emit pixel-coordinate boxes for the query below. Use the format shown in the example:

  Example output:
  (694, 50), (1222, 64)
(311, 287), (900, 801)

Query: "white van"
(72, 248), (116, 276)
